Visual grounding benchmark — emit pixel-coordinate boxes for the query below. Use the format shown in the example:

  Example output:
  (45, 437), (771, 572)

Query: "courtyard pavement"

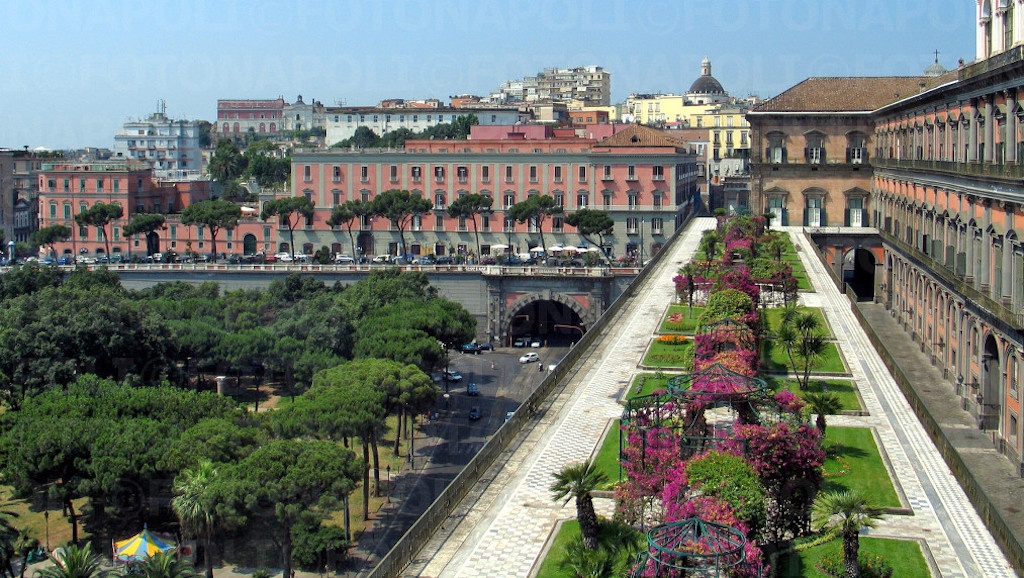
(403, 217), (1017, 577)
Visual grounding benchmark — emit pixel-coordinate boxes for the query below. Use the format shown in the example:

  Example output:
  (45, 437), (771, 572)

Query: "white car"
(334, 254), (355, 264)
(275, 252), (294, 262)
(519, 352), (540, 364)
(530, 339), (543, 348)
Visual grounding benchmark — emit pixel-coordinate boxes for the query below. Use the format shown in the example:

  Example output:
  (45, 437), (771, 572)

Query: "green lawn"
(593, 420), (622, 489)
(660, 304), (706, 334)
(536, 520), (642, 578)
(794, 272), (813, 290)
(823, 427), (901, 508)
(643, 338), (694, 369)
(627, 373), (674, 400)
(764, 377), (862, 411)
(763, 307), (829, 335)
(776, 536), (931, 577)
(765, 341), (846, 374)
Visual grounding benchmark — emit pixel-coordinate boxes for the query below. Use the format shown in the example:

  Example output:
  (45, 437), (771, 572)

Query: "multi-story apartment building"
(494, 66), (611, 106)
(323, 107), (522, 147)
(114, 103), (204, 172)
(747, 0), (1024, 472)
(287, 124), (698, 260)
(32, 161), (267, 259)
(11, 150), (45, 242)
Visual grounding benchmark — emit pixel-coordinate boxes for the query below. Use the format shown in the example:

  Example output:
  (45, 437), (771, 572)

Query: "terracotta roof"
(751, 76), (950, 113)
(596, 124), (690, 148)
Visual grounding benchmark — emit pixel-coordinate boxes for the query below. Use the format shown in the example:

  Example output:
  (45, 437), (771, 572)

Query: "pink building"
(285, 124), (700, 260)
(216, 98), (285, 136)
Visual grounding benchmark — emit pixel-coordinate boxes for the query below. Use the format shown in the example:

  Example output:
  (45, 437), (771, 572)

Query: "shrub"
(656, 334), (690, 345)
(820, 552), (894, 578)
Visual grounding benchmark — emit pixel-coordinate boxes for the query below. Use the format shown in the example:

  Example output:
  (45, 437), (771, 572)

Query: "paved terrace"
(406, 216), (1016, 578)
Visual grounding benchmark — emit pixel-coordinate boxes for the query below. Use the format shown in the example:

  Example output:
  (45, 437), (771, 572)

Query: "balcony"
(873, 157), (1024, 180)
(601, 173), (614, 181)
(881, 230), (1024, 330)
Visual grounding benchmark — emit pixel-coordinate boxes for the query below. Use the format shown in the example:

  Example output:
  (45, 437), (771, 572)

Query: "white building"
(323, 107), (522, 147)
(114, 103), (203, 171)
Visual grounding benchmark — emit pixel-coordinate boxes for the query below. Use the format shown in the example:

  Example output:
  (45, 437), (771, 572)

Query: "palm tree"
(550, 459), (607, 551)
(0, 501), (21, 578)
(135, 552), (196, 578)
(171, 460), (220, 578)
(775, 309), (828, 389)
(34, 543), (105, 578)
(699, 230), (720, 274)
(811, 491), (886, 578)
(804, 391), (843, 435)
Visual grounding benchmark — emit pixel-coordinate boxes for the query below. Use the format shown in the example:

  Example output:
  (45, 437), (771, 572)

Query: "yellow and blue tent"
(113, 527), (177, 562)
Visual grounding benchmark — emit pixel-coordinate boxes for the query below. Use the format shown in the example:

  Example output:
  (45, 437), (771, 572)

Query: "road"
(345, 344), (567, 575)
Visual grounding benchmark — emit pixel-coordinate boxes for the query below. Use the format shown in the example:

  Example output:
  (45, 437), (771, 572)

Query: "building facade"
(286, 124), (699, 260)
(494, 66), (611, 106)
(114, 104), (204, 172)
(323, 107), (522, 147)
(215, 98), (286, 137)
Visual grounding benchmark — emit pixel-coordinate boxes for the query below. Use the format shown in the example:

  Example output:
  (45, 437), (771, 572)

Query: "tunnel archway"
(982, 333), (1001, 431)
(842, 247), (876, 301)
(503, 294), (588, 347)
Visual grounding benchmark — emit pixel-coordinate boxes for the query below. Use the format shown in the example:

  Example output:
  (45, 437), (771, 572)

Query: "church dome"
(688, 57), (726, 95)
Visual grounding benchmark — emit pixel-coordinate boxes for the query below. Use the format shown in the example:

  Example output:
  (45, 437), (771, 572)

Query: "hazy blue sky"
(0, 0), (976, 149)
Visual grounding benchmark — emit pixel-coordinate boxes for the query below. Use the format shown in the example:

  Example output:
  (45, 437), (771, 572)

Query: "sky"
(0, 0), (977, 149)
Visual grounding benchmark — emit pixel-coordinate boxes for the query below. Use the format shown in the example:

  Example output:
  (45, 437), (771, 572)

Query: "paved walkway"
(406, 218), (1016, 578)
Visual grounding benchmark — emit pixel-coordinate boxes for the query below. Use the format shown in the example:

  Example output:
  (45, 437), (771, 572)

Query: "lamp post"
(639, 219), (645, 266)
(6, 241), (13, 264)
(43, 510), (49, 552)
(386, 465), (391, 503)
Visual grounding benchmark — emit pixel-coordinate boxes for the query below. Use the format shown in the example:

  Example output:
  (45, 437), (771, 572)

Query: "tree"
(224, 440), (362, 578)
(446, 193), (492, 257)
(135, 552), (197, 578)
(181, 199), (242, 262)
(261, 197), (314, 259)
(564, 209), (614, 253)
(549, 459), (607, 550)
(775, 308), (829, 389)
(803, 391), (842, 435)
(326, 200), (371, 260)
(29, 225), (71, 259)
(33, 543), (105, 578)
(122, 214), (166, 260)
(0, 502), (21, 578)
(74, 202), (123, 260)
(172, 459), (221, 578)
(208, 139), (245, 184)
(332, 126), (380, 149)
(699, 229), (721, 274)
(370, 189), (432, 260)
(243, 154), (291, 187)
(508, 195), (562, 254)
(811, 491), (886, 578)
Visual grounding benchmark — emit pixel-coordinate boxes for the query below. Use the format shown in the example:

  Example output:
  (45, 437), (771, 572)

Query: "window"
(390, 165), (398, 182)
(170, 225), (177, 239)
(652, 165), (664, 180)
(628, 192), (639, 209)
(847, 134), (867, 164)
(529, 166), (538, 182)
(411, 166), (422, 182)
(503, 192), (515, 209)
(552, 216), (563, 232)
(652, 193), (663, 208)
(48, 202), (56, 219)
(332, 191), (341, 206)
(79, 178), (86, 192)
(805, 132), (825, 164)
(767, 133), (786, 163)
(577, 192), (589, 208)
(626, 217), (639, 234)
(333, 166), (341, 181)
(847, 197), (865, 227)
(504, 216), (515, 232)
(481, 166), (490, 182)
(95, 178), (103, 191)
(578, 165), (587, 182)
(602, 192), (612, 207)
(602, 165), (612, 180)
(435, 192), (446, 209)
(805, 197), (824, 226)
(360, 166), (369, 182)
(434, 166), (445, 182)
(63, 179), (70, 191)
(64, 204), (71, 219)
(627, 165), (637, 180)
(651, 217), (664, 235)
(303, 165), (312, 181)
(412, 215), (422, 232)
(554, 166), (562, 182)
(553, 192), (564, 206)
(505, 165), (514, 182)
(457, 166), (468, 183)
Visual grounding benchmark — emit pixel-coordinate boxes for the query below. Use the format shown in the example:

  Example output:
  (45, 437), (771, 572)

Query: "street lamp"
(6, 241), (13, 264)
(386, 465), (391, 503)
(43, 510), (49, 552)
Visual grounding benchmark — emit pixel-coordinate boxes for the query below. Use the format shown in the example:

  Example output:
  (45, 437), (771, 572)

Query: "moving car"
(444, 370), (463, 382)
(467, 382), (479, 396)
(372, 254), (392, 264)
(477, 343), (494, 352)
(468, 406), (482, 420)
(505, 410), (516, 422)
(460, 342), (480, 353)
(334, 254), (355, 264)
(519, 352), (540, 364)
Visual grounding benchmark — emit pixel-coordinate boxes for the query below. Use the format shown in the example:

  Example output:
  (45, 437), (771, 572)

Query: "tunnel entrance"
(507, 299), (586, 347)
(842, 248), (876, 301)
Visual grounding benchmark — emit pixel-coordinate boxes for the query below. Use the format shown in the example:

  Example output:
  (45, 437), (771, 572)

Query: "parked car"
(334, 254), (355, 264)
(412, 255), (435, 265)
(460, 342), (480, 354)
(435, 256), (453, 265)
(477, 343), (494, 352)
(519, 352), (540, 364)
(57, 255), (74, 265)
(467, 382), (479, 396)
(468, 406), (482, 420)
(530, 339), (543, 348)
(275, 252), (293, 262)
(513, 336), (530, 348)
(444, 370), (463, 382)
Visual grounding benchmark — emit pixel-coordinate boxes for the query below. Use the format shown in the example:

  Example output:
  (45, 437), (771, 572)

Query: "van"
(372, 254), (392, 264)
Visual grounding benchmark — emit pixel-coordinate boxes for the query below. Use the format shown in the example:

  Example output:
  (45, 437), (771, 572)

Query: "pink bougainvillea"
(774, 389), (806, 414)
